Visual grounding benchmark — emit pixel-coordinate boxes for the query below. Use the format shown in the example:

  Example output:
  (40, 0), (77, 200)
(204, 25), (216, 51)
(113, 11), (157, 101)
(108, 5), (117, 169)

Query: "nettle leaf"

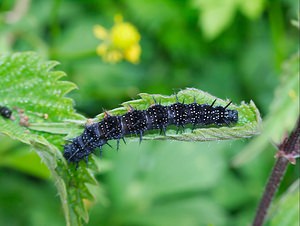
(0, 52), (93, 226)
(92, 88), (261, 142)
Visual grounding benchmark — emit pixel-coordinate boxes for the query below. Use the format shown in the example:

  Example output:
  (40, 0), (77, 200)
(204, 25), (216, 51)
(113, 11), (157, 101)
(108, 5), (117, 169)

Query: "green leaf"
(267, 179), (300, 226)
(238, 0), (265, 19)
(291, 19), (299, 28)
(93, 88), (261, 142)
(192, 0), (237, 40)
(192, 0), (266, 39)
(0, 52), (95, 226)
(233, 53), (299, 166)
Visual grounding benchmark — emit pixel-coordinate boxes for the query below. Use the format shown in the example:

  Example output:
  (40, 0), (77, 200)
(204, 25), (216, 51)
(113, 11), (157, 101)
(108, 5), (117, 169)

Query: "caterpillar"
(0, 105), (12, 119)
(63, 97), (238, 166)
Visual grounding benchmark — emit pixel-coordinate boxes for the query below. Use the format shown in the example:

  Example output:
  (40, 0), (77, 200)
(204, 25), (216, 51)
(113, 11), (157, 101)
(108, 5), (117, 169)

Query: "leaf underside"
(92, 88), (262, 142)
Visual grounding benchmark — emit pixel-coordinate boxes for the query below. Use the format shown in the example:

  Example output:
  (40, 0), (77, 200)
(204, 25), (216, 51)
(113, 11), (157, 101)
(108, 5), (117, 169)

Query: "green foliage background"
(0, 0), (299, 226)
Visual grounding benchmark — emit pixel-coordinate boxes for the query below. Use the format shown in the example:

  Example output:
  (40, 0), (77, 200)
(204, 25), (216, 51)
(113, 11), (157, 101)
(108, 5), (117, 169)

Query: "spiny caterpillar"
(63, 96), (238, 166)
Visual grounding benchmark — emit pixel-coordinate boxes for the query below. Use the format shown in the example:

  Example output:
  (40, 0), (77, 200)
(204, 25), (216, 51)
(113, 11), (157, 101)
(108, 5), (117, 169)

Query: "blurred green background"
(0, 0), (299, 225)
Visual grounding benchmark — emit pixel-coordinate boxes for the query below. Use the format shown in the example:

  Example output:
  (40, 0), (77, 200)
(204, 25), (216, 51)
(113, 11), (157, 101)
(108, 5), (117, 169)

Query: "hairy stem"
(252, 116), (300, 226)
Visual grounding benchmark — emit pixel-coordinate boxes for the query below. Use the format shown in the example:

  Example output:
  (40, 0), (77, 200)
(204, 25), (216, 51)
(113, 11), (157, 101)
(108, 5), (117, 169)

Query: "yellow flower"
(93, 14), (141, 64)
(96, 43), (107, 56)
(104, 50), (123, 63)
(111, 22), (140, 49)
(124, 44), (141, 64)
(93, 25), (108, 40)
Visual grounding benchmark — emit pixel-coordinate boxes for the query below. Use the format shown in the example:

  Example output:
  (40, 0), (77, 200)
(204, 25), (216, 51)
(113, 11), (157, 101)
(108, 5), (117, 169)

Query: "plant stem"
(252, 116), (300, 226)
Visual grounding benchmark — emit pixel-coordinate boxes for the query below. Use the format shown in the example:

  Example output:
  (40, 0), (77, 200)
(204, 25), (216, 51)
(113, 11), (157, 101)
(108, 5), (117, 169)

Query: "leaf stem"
(252, 116), (300, 226)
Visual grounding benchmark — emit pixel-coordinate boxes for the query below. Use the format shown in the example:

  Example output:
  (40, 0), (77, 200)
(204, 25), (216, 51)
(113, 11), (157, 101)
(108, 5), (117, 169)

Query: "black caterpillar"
(64, 98), (238, 166)
(0, 105), (12, 119)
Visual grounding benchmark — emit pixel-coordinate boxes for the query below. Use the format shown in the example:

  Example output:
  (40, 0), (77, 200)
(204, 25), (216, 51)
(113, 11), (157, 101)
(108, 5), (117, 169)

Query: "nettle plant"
(0, 52), (298, 226)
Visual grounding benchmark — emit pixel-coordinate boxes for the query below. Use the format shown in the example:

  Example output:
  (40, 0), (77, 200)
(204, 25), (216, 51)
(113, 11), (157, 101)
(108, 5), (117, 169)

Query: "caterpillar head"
(63, 137), (107, 165)
(63, 143), (86, 164)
